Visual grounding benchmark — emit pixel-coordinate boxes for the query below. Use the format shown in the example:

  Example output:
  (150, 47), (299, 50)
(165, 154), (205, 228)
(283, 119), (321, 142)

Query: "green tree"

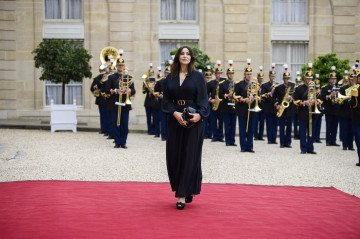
(166, 46), (215, 73)
(32, 39), (92, 104)
(300, 53), (350, 87)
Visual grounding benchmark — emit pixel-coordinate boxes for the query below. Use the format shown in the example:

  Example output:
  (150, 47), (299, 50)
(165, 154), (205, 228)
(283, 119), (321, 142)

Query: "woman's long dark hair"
(170, 46), (195, 79)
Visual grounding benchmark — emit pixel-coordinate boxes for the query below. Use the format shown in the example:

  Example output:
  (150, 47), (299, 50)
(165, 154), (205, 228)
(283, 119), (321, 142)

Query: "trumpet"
(331, 85), (340, 104)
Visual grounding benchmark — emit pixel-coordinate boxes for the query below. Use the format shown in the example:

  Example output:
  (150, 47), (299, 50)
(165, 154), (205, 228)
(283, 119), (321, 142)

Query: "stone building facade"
(0, 0), (359, 126)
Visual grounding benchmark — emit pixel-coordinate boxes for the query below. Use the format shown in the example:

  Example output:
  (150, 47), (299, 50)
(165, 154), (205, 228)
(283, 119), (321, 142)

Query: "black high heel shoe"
(185, 195), (193, 203)
(176, 202), (185, 210)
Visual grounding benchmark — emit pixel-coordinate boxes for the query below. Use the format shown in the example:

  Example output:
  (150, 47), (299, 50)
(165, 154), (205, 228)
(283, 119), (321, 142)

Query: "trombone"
(116, 70), (133, 126)
(308, 81), (321, 137)
(246, 78), (261, 132)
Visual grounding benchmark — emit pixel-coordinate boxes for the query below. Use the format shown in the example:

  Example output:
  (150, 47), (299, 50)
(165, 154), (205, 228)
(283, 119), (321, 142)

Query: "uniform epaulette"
(235, 80), (241, 84)
(274, 84), (280, 88)
(321, 84), (328, 88)
(219, 80), (226, 84)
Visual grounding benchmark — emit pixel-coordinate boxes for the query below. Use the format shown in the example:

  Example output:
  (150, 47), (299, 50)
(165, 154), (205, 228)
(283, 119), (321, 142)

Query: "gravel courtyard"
(0, 128), (359, 197)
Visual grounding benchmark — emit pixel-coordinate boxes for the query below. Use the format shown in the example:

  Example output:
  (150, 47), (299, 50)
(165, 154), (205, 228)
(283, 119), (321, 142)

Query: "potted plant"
(32, 39), (92, 132)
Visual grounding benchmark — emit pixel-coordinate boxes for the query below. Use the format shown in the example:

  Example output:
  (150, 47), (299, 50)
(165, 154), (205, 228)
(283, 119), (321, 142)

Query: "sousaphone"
(100, 46), (119, 68)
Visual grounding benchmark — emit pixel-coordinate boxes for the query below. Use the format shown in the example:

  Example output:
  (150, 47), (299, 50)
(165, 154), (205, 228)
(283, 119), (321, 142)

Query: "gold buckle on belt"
(177, 100), (186, 105)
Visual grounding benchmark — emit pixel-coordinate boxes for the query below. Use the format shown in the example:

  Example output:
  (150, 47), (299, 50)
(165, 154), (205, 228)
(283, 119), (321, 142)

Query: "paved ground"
(0, 128), (359, 197)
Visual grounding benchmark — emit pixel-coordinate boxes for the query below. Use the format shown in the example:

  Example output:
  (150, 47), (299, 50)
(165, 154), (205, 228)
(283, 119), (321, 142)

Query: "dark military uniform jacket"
(207, 79), (218, 99)
(349, 85), (360, 125)
(152, 79), (164, 110)
(272, 82), (295, 117)
(261, 81), (276, 114)
(218, 80), (236, 114)
(143, 80), (155, 108)
(207, 79), (220, 99)
(105, 72), (135, 111)
(293, 84), (319, 121)
(90, 74), (106, 105)
(320, 84), (340, 116)
(234, 80), (256, 118)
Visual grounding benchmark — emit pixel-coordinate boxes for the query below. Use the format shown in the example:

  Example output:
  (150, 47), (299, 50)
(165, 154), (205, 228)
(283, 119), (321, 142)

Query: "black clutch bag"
(181, 106), (197, 128)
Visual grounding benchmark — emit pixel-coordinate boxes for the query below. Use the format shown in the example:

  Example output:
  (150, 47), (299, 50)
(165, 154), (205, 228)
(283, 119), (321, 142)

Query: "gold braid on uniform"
(352, 85), (360, 108)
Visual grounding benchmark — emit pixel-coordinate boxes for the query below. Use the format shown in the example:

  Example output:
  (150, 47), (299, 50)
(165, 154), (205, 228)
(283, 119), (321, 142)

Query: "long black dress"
(162, 71), (210, 198)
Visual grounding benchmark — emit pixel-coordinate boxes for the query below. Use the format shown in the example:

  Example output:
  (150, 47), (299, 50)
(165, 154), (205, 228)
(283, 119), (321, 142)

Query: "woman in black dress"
(162, 46), (210, 210)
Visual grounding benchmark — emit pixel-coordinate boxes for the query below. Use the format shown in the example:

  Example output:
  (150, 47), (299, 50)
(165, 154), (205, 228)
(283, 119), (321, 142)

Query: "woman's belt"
(173, 100), (196, 112)
(173, 100), (194, 105)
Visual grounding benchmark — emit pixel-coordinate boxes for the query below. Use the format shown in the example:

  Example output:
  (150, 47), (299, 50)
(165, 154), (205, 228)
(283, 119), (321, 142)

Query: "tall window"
(272, 43), (308, 83)
(45, 80), (83, 105)
(160, 40), (198, 71)
(272, 0), (307, 23)
(160, 0), (197, 21)
(45, 0), (82, 20)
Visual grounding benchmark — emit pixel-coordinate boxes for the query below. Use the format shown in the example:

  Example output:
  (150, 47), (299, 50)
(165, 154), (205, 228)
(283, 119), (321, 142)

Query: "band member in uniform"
(320, 66), (340, 146)
(261, 63), (278, 144)
(151, 67), (163, 138)
(338, 71), (354, 150)
(273, 65), (295, 148)
(91, 64), (107, 134)
(313, 74), (323, 143)
(162, 46), (210, 209)
(208, 60), (225, 142)
(293, 64), (318, 154)
(293, 71), (302, 140)
(254, 66), (265, 141)
(106, 56), (136, 149)
(100, 50), (118, 140)
(234, 59), (258, 153)
(338, 70), (347, 143)
(204, 65), (213, 139)
(350, 69), (360, 166)
(155, 62), (171, 141)
(143, 63), (156, 135)
(219, 60), (237, 146)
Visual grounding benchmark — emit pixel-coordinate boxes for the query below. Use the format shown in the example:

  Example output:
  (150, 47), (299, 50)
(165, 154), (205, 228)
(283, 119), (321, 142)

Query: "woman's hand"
(189, 113), (201, 123)
(173, 112), (187, 126)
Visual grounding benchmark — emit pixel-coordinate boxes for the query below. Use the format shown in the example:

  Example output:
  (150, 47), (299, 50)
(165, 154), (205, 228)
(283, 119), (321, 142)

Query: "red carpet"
(0, 181), (359, 239)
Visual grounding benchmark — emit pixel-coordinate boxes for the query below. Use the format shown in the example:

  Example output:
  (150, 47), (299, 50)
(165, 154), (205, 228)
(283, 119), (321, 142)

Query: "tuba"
(100, 47), (119, 71)
(337, 85), (356, 104)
